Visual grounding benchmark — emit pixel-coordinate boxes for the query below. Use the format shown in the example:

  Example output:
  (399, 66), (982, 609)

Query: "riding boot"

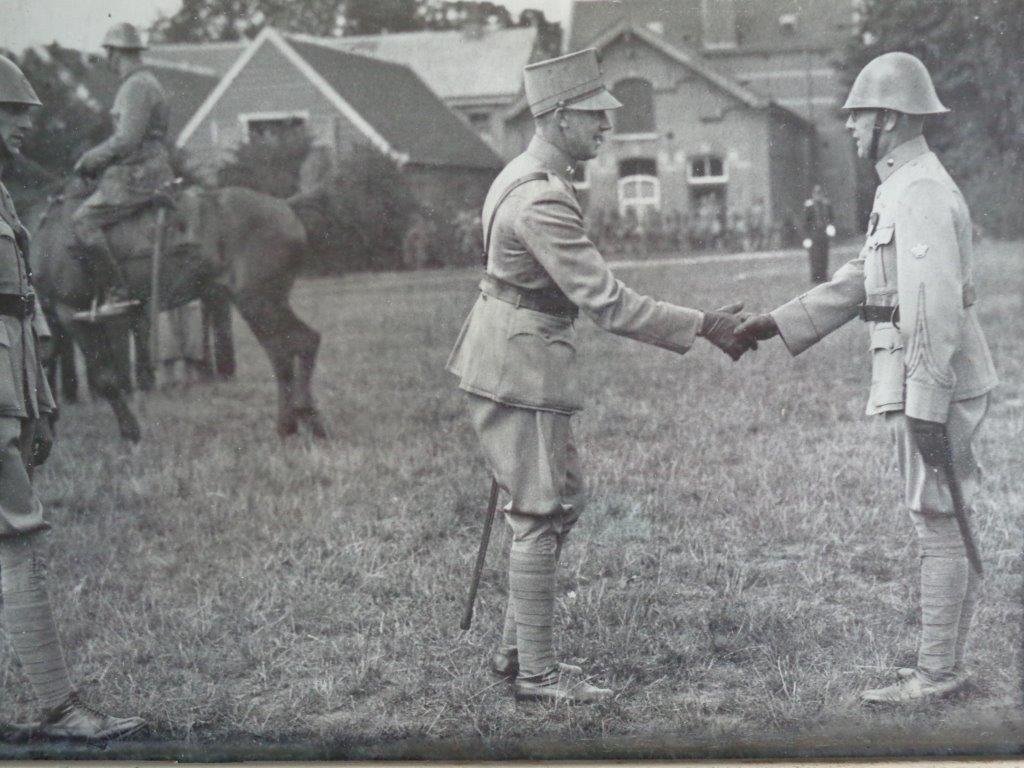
(72, 226), (139, 321)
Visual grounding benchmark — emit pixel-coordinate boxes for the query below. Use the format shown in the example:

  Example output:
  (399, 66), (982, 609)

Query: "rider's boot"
(71, 228), (140, 322)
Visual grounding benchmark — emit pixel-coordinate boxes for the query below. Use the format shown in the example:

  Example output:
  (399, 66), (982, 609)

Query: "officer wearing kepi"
(447, 48), (752, 705)
(0, 56), (144, 741)
(736, 52), (998, 704)
(71, 22), (172, 320)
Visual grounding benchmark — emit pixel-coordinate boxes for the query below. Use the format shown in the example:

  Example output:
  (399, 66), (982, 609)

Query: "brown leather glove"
(31, 412), (56, 467)
(700, 302), (756, 361)
(735, 313), (780, 342)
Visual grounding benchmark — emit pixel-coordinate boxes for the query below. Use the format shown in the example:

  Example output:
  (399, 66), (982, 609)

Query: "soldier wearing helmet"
(736, 51), (997, 704)
(0, 56), (144, 740)
(71, 22), (172, 320)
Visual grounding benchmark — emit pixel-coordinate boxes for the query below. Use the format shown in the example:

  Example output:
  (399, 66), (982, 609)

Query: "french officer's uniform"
(447, 49), (708, 703)
(769, 52), (998, 703)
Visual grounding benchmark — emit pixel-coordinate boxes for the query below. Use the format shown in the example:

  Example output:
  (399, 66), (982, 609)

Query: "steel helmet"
(0, 56), (42, 106)
(842, 51), (948, 115)
(101, 22), (147, 51)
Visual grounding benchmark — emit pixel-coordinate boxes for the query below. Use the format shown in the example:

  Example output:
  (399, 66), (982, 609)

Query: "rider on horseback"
(71, 22), (173, 321)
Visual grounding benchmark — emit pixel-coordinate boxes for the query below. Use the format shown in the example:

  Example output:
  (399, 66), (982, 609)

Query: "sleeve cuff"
(770, 297), (820, 357)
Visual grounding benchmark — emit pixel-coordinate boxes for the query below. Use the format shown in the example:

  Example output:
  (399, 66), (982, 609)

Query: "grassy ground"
(1, 242), (1022, 759)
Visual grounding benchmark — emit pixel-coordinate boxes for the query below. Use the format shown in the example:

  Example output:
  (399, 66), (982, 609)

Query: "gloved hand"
(735, 313), (780, 342)
(700, 302), (756, 361)
(73, 149), (105, 177)
(907, 416), (949, 469)
(31, 412), (56, 467)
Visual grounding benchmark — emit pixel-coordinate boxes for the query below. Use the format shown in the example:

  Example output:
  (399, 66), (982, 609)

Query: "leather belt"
(858, 285), (976, 324)
(480, 274), (578, 319)
(0, 293), (35, 319)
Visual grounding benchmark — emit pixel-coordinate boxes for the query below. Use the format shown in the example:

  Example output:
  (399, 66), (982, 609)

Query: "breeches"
(886, 394), (989, 514)
(0, 417), (48, 539)
(466, 393), (585, 546)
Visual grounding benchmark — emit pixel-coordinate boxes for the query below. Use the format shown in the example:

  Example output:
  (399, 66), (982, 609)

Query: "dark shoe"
(513, 667), (612, 704)
(20, 692), (145, 741)
(490, 649), (583, 681)
(861, 670), (965, 705)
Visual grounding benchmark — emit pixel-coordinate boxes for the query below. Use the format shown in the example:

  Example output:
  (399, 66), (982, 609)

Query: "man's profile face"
(560, 109), (611, 162)
(845, 108), (880, 160)
(0, 103), (34, 156)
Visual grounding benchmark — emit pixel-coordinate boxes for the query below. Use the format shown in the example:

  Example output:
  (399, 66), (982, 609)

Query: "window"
(240, 111), (308, 144)
(467, 112), (491, 138)
(688, 154), (728, 184)
(617, 158), (660, 218)
(611, 78), (656, 136)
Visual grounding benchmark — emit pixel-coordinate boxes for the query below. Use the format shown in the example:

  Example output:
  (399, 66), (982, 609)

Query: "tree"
(842, 0), (1024, 236)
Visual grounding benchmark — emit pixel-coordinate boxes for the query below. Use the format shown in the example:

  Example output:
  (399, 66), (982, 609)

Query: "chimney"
(701, 0), (738, 49)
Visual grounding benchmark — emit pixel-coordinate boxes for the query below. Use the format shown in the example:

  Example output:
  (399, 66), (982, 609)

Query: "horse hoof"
(277, 418), (299, 438)
(122, 427), (142, 444)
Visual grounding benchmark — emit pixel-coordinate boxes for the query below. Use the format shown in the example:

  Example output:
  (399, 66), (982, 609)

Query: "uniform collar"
(875, 135), (929, 183)
(527, 134), (576, 181)
(120, 62), (147, 82)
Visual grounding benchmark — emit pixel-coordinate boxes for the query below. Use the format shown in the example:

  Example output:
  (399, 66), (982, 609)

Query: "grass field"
(1, 242), (1022, 759)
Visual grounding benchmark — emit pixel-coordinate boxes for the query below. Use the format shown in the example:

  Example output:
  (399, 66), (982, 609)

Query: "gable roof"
(177, 28), (501, 170)
(566, 0), (854, 56)
(148, 26), (538, 106)
(289, 27), (537, 105)
(591, 22), (770, 109)
(507, 21), (809, 125)
(289, 38), (502, 168)
(145, 41), (246, 77)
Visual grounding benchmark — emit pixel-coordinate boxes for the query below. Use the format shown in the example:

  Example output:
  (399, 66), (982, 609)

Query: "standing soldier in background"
(803, 184), (835, 284)
(0, 56), (144, 742)
(737, 52), (998, 704)
(71, 22), (172, 320)
(447, 49), (752, 705)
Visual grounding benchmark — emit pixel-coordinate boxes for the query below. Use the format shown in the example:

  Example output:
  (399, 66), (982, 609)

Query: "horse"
(29, 176), (328, 441)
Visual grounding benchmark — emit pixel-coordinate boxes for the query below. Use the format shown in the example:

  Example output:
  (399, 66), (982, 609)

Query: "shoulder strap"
(482, 172), (548, 266)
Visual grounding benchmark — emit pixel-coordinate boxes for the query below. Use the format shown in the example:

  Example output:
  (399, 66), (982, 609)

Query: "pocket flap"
(507, 309), (575, 347)
(869, 323), (903, 351)
(0, 219), (15, 241)
(869, 224), (894, 248)
(0, 321), (10, 347)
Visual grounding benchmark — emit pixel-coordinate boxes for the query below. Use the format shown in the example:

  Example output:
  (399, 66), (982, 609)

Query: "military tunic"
(448, 135), (702, 523)
(76, 67), (173, 226)
(771, 136), (998, 513)
(0, 179), (55, 538)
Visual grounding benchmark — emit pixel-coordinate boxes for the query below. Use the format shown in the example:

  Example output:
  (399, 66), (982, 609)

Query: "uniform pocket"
(497, 308), (581, 412)
(869, 323), (905, 410)
(0, 322), (20, 411)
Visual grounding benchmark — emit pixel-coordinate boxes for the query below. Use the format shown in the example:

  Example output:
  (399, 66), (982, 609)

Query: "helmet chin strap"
(868, 109), (887, 161)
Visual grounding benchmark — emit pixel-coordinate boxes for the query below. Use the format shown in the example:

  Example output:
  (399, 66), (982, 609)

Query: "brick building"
(555, 0), (861, 234)
(172, 28), (502, 212)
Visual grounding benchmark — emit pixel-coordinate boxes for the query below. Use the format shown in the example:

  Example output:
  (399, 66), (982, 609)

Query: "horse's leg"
(57, 325), (79, 403)
(202, 288), (235, 380)
(131, 307), (156, 391)
(278, 304), (326, 439)
(232, 293), (299, 438)
(63, 316), (141, 443)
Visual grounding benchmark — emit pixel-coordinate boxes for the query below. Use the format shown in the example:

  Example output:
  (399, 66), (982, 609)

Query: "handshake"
(698, 303), (780, 361)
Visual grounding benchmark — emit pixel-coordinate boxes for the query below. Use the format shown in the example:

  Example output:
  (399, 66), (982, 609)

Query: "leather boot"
(16, 692), (145, 741)
(861, 670), (965, 705)
(513, 667), (612, 704)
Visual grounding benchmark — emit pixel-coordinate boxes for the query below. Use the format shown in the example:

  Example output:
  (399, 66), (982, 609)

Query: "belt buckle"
(20, 294), (34, 318)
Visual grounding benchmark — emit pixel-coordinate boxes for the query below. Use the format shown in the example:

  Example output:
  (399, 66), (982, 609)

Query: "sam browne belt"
(480, 274), (578, 319)
(0, 292), (36, 319)
(858, 284), (976, 324)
